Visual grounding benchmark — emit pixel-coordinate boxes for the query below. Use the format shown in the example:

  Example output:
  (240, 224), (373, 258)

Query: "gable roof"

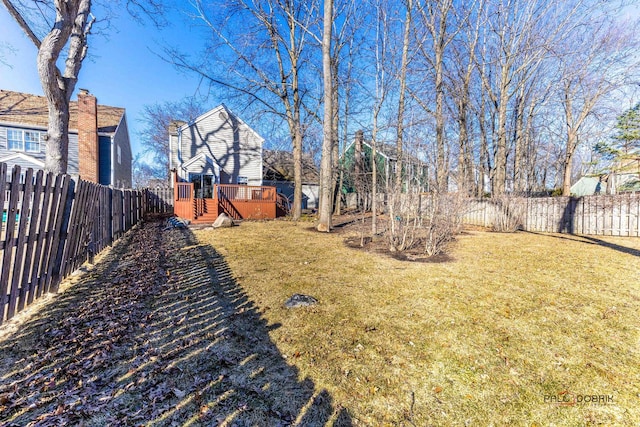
(343, 139), (427, 165)
(263, 149), (319, 183)
(0, 152), (45, 169)
(176, 104), (265, 144)
(0, 89), (125, 134)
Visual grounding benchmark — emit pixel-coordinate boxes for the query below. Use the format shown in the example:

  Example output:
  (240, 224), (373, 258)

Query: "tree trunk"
(289, 26), (303, 221)
(292, 126), (303, 219)
(456, 96), (474, 195)
(372, 117), (379, 235)
(513, 91), (526, 194)
(395, 0), (412, 194)
(34, 0), (92, 174)
(478, 93), (490, 197)
(331, 58), (341, 216)
(317, 0), (334, 232)
(434, 49), (446, 193)
(493, 63), (510, 195)
(562, 130), (578, 196)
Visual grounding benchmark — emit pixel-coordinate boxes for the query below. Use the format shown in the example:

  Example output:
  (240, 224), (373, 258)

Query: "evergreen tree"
(595, 103), (640, 160)
(612, 103), (640, 155)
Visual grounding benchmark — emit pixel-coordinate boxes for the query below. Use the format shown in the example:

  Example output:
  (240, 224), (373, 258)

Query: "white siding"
(177, 107), (263, 185)
(0, 125), (79, 174)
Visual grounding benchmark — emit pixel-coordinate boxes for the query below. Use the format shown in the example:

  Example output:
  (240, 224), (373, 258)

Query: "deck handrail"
(175, 182), (192, 201)
(215, 184), (276, 202)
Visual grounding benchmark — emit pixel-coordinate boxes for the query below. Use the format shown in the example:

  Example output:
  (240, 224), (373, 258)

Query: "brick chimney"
(77, 89), (99, 183)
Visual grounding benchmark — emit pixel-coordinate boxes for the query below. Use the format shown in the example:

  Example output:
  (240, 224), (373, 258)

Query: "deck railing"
(174, 182), (194, 219)
(173, 181), (279, 221)
(216, 184), (276, 202)
(176, 182), (192, 201)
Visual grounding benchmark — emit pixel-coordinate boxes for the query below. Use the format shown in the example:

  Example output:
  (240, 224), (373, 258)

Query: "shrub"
(491, 196), (525, 232)
(386, 192), (467, 257)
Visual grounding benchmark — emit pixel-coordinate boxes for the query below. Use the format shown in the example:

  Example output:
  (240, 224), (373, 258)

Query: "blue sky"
(0, 4), (214, 160)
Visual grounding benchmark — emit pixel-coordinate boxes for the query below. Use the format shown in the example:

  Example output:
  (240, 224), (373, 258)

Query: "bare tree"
(476, 0), (571, 194)
(557, 17), (638, 195)
(387, 0), (413, 250)
(447, 0), (484, 195)
(2, 0), (164, 174)
(415, 0), (458, 193)
(138, 97), (206, 180)
(170, 0), (319, 221)
(317, 0), (334, 232)
(3, 0), (94, 174)
(369, 0), (394, 236)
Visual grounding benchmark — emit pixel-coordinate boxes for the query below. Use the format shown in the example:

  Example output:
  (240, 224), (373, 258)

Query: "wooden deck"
(174, 182), (283, 222)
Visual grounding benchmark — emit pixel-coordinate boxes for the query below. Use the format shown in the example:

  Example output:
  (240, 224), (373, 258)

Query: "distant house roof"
(343, 139), (427, 165)
(0, 89), (125, 134)
(571, 176), (604, 196)
(263, 149), (319, 183)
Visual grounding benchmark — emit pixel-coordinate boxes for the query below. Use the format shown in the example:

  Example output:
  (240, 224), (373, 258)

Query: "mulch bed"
(329, 212), (454, 263)
(0, 220), (347, 426)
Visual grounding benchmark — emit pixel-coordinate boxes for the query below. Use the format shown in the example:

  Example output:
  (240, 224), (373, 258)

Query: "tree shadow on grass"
(0, 220), (351, 426)
(525, 230), (640, 258)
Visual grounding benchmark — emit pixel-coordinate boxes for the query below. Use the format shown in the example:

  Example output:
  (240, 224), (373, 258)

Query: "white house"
(169, 105), (263, 197)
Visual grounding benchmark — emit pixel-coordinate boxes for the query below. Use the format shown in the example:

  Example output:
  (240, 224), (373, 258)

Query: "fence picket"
(0, 166), (21, 324)
(9, 167), (34, 318)
(22, 170), (45, 307)
(44, 175), (71, 294)
(463, 194), (640, 237)
(0, 164), (175, 323)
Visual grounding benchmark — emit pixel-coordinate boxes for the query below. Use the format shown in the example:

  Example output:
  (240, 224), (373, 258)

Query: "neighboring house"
(570, 176), (605, 197)
(341, 136), (429, 194)
(0, 89), (132, 188)
(611, 157), (640, 193)
(169, 104), (263, 191)
(571, 158), (640, 196)
(262, 149), (319, 210)
(169, 105), (282, 222)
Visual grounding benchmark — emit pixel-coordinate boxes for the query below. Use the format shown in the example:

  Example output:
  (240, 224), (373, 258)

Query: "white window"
(237, 176), (248, 185)
(6, 129), (42, 153)
(117, 145), (122, 164)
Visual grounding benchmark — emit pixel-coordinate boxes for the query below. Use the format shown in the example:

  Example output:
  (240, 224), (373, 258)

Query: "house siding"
(111, 115), (132, 188)
(177, 107), (263, 186)
(264, 180), (319, 210)
(0, 124), (79, 174)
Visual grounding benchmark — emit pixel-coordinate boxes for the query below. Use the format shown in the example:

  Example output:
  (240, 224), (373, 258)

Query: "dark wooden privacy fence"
(463, 194), (640, 236)
(0, 163), (172, 324)
(143, 186), (173, 215)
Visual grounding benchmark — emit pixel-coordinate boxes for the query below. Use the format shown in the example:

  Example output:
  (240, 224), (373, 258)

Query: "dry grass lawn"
(196, 220), (640, 426)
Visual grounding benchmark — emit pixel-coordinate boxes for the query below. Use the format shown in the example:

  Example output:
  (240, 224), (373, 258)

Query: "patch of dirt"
(333, 213), (454, 263)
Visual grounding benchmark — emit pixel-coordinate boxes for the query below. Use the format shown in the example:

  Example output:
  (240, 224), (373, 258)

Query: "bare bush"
(491, 196), (525, 232)
(421, 193), (467, 256)
(386, 192), (467, 256)
(388, 191), (420, 252)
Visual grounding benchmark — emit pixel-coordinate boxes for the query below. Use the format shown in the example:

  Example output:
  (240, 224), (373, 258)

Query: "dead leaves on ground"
(1, 221), (336, 427)
(0, 223), (174, 425)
